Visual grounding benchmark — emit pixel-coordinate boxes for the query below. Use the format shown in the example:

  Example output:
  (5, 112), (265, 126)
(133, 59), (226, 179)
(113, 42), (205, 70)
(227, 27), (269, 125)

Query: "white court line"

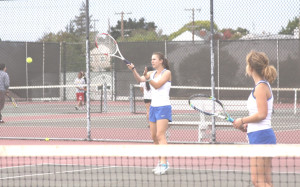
(0, 163), (117, 180)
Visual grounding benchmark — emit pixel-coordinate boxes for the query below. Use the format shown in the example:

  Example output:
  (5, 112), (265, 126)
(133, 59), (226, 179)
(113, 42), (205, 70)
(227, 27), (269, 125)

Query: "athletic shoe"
(154, 162), (169, 175)
(152, 161), (161, 173)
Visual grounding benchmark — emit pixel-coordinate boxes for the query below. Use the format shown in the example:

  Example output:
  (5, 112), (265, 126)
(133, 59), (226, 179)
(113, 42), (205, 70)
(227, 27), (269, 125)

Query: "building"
(172, 29), (223, 41)
(240, 28), (299, 40)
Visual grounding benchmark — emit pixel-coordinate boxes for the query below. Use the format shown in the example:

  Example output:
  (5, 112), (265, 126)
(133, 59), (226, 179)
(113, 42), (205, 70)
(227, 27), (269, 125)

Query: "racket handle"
(227, 117), (234, 123)
(123, 59), (131, 64)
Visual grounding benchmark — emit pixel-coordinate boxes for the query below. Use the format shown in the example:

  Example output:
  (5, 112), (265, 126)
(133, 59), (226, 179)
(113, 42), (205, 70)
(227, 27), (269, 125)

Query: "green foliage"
(120, 29), (167, 42)
(279, 17), (299, 35)
(37, 2), (95, 72)
(168, 20), (219, 41)
(110, 17), (158, 40)
(220, 27), (249, 40)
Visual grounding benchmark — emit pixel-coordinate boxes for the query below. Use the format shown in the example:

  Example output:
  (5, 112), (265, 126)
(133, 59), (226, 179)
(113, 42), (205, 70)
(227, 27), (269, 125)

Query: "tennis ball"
(45, 138), (50, 141)
(26, 57), (32, 63)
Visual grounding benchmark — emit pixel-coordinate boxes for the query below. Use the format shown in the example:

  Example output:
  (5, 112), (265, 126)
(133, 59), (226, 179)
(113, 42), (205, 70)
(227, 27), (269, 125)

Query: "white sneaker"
(154, 162), (169, 175)
(152, 161), (161, 173)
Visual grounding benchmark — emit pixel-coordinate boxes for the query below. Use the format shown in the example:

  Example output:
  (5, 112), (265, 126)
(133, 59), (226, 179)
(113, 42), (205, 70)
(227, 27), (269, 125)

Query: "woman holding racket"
(127, 52), (171, 175)
(233, 50), (277, 187)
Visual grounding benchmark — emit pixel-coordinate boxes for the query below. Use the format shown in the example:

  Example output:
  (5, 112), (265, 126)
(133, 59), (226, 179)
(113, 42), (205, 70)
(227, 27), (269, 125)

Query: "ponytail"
(263, 65), (277, 83)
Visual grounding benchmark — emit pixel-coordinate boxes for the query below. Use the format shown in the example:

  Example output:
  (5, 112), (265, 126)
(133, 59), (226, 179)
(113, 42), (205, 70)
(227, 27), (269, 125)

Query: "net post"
(294, 89), (297, 114)
(99, 85), (103, 113)
(130, 84), (134, 113)
(103, 82), (107, 112)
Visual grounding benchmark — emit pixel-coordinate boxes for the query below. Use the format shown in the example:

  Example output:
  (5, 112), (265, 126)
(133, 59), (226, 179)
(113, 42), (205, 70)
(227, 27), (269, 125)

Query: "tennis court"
(1, 96), (299, 143)
(1, 0), (300, 186)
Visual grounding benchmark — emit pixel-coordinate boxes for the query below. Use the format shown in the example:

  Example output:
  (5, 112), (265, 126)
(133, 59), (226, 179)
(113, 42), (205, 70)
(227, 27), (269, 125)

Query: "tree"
(38, 2), (95, 72)
(110, 17), (165, 41)
(279, 17), (299, 35)
(221, 27), (249, 40)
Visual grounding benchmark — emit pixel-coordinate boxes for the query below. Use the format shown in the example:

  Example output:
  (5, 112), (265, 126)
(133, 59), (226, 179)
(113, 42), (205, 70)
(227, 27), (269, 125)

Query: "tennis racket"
(7, 95), (17, 108)
(188, 94), (234, 122)
(95, 33), (131, 65)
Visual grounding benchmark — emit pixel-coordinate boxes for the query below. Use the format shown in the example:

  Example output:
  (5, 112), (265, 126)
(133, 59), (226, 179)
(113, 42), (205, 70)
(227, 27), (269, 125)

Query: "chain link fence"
(0, 0), (299, 143)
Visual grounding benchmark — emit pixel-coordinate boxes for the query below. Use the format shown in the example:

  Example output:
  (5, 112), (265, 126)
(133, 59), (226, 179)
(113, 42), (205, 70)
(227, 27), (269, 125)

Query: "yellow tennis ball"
(26, 57), (32, 63)
(45, 138), (49, 141)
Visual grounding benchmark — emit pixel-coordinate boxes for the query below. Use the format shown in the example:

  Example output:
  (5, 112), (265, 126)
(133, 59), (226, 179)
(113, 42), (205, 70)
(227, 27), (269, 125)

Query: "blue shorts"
(149, 105), (172, 123)
(247, 128), (276, 144)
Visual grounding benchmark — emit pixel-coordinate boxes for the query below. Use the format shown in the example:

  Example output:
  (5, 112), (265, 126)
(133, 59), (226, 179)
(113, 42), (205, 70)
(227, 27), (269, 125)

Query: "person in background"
(233, 50), (277, 187)
(0, 64), (10, 123)
(81, 71), (87, 105)
(139, 66), (154, 127)
(74, 71), (85, 110)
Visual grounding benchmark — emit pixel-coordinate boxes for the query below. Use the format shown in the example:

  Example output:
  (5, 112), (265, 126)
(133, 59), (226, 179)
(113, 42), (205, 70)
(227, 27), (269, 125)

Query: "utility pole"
(107, 18), (111, 33)
(185, 8), (201, 41)
(115, 11), (132, 39)
(90, 19), (99, 33)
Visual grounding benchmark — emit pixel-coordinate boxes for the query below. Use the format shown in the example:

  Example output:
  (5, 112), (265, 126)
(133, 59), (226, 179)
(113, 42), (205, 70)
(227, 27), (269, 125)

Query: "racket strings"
(96, 35), (117, 54)
(191, 98), (224, 115)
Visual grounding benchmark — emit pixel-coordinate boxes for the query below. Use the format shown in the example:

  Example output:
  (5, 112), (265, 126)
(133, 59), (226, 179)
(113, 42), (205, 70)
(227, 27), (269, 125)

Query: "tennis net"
(1, 144), (300, 187)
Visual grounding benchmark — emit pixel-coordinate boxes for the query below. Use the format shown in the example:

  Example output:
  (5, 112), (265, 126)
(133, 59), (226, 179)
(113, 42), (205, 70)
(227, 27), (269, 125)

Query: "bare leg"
(149, 121), (158, 144)
(145, 103), (151, 127)
(156, 119), (169, 164)
(250, 157), (273, 187)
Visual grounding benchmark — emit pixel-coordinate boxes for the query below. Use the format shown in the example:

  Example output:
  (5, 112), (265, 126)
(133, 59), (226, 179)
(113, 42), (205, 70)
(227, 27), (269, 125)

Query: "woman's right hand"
(127, 63), (135, 70)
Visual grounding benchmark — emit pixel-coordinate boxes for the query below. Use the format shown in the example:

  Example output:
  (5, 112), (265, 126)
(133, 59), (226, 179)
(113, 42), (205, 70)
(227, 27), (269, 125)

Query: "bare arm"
(233, 83), (270, 128)
(146, 70), (171, 89)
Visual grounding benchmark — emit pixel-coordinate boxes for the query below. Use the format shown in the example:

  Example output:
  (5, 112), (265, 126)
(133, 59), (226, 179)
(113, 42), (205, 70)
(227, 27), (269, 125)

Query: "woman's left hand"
(143, 67), (149, 79)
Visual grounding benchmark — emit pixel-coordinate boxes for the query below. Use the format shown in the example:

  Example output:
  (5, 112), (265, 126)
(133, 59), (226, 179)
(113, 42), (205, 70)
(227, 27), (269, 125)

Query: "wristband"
(146, 77), (152, 82)
(131, 67), (135, 70)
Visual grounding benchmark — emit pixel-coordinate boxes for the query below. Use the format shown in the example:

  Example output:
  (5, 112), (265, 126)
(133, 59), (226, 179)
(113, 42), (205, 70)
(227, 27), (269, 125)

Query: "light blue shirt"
(0, 71), (9, 91)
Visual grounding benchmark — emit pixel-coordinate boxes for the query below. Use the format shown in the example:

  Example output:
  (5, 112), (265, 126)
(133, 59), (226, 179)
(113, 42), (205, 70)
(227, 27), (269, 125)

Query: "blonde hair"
(246, 50), (277, 83)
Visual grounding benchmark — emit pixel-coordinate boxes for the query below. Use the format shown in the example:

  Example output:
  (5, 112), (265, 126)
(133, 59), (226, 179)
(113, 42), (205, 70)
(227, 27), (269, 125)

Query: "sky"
(0, 0), (299, 41)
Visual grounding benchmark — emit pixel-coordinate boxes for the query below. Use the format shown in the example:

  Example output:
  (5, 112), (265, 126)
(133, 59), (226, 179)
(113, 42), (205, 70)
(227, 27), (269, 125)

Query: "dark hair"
(153, 52), (170, 70)
(0, 64), (5, 71)
(145, 66), (154, 91)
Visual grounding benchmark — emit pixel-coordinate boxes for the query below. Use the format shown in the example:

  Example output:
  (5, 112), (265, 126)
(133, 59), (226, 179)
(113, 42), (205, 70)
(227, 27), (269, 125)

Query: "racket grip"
(228, 117), (234, 123)
(123, 59), (131, 64)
